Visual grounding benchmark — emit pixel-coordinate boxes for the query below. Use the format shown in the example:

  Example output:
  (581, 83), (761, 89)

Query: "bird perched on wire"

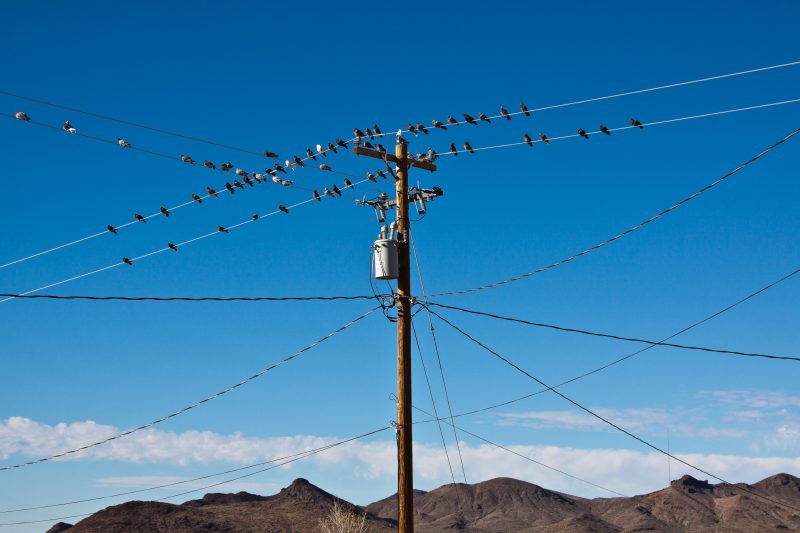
(291, 156), (304, 168)
(432, 119), (447, 130)
(135, 213), (146, 223)
(464, 141), (475, 154)
(168, 242), (178, 251)
(464, 113), (478, 125)
(160, 206), (170, 217)
(523, 133), (533, 147)
(599, 124), (611, 135)
(449, 143), (458, 156)
(416, 123), (429, 134)
(279, 204), (289, 214)
(285, 159), (296, 171)
(252, 213), (259, 221)
(630, 118), (644, 129)
(263, 150), (279, 159)
(374, 124), (382, 136)
(320, 163), (332, 171)
(220, 162), (233, 171)
(376, 169), (387, 179)
(427, 148), (438, 161)
(117, 138), (131, 148)
(181, 155), (195, 164)
(327, 142), (338, 154)
(273, 163), (287, 174)
(106, 224), (118, 234)
(192, 193), (203, 204)
(272, 175), (282, 184)
(313, 190), (321, 201)
(363, 141), (375, 149)
(343, 178), (353, 189)
(15, 111), (30, 121)
(366, 172), (377, 183)
(63, 121), (77, 134)
(203, 160), (216, 170)
(332, 184), (342, 196)
(225, 182), (235, 195)
(218, 226), (229, 233)
(316, 144), (327, 157)
(500, 106), (511, 120)
(207, 186), (219, 198)
(375, 143), (387, 154)
(366, 127), (375, 140)
(447, 116), (458, 126)
(539, 133), (550, 144)
(122, 257), (133, 266)
(235, 168), (249, 178)
(578, 128), (590, 139)
(336, 139), (349, 149)
(407, 123), (418, 136)
(248, 174), (260, 185)
(354, 128), (366, 138)
(478, 112), (491, 123)
(306, 148), (317, 161)
(520, 103), (530, 117)
(324, 187), (335, 198)
(234, 180), (245, 190)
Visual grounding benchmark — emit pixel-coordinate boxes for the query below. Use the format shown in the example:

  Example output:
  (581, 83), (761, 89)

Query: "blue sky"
(1, 0), (800, 530)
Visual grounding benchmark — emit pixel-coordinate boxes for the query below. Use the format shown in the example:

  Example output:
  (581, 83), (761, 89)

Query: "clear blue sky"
(1, 1), (799, 530)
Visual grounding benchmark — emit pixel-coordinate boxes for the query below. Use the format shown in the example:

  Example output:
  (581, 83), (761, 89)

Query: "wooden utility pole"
(353, 139), (436, 533)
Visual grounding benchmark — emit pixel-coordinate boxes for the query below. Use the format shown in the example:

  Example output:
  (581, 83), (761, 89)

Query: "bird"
(252, 213), (259, 221)
(117, 138), (131, 148)
(63, 121), (76, 133)
(192, 193), (203, 204)
(478, 112), (491, 123)
(320, 164), (332, 171)
(539, 133), (550, 144)
(122, 257), (133, 266)
(218, 225), (229, 233)
(106, 224), (118, 234)
(354, 128), (366, 138)
(265, 168), (277, 176)
(235, 168), (249, 177)
(273, 163), (287, 174)
(313, 190), (321, 201)
(332, 184), (342, 196)
(15, 111), (30, 121)
(324, 187), (335, 198)
(225, 182), (235, 195)
(220, 162), (233, 171)
(168, 242), (178, 252)
(327, 142), (338, 154)
(336, 139), (349, 149)
(180, 155), (195, 164)
(599, 124), (611, 135)
(427, 148), (438, 161)
(523, 133), (533, 147)
(279, 204), (289, 214)
(374, 124), (382, 136)
(281, 179), (293, 188)
(316, 144), (327, 157)
(293, 156), (305, 167)
(234, 180), (245, 189)
(630, 118), (644, 129)
(272, 175), (282, 184)
(407, 123), (418, 136)
(464, 141), (475, 154)
(366, 127), (375, 139)
(447, 116), (459, 126)
(248, 175), (259, 185)
(416, 123), (429, 134)
(285, 159), (296, 171)
(160, 206), (170, 217)
(464, 113), (478, 125)
(376, 143), (387, 153)
(578, 128), (590, 139)
(432, 119), (447, 130)
(449, 143), (458, 156)
(306, 148), (317, 161)
(263, 150), (279, 159)
(343, 178), (353, 188)
(203, 160), (217, 170)
(366, 172), (377, 182)
(520, 103), (530, 117)
(500, 106), (511, 120)
(135, 213), (146, 223)
(363, 141), (375, 150)
(207, 186), (219, 198)
(376, 169), (387, 179)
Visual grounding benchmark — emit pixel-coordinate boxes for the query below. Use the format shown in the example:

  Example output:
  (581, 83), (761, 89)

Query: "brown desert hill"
(47, 474), (800, 533)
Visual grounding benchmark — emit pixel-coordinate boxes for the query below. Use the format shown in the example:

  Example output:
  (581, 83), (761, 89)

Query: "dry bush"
(318, 500), (372, 533)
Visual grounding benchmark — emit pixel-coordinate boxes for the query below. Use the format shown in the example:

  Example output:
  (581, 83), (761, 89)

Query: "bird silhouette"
(135, 213), (146, 223)
(263, 150), (279, 159)
(235, 168), (249, 178)
(281, 178), (293, 186)
(117, 138), (131, 148)
(343, 178), (353, 188)
(160, 206), (170, 217)
(316, 144), (327, 157)
(313, 190), (321, 201)
(324, 187), (335, 198)
(107, 225), (118, 234)
(366, 127), (375, 139)
(192, 194), (203, 204)
(234, 180), (245, 189)
(203, 160), (216, 170)
(578, 128), (590, 139)
(279, 204), (289, 214)
(220, 162), (233, 171)
(374, 124), (382, 136)
(168, 242), (178, 252)
(363, 141), (375, 149)
(376, 169), (387, 179)
(599, 124), (611, 135)
(524, 133), (533, 147)
(367, 172), (377, 182)
(630, 118), (644, 129)
(272, 176), (282, 184)
(336, 139), (349, 149)
(63, 121), (76, 133)
(500, 106), (511, 120)
(305, 148), (316, 161)
(447, 116), (458, 125)
(417, 123), (429, 134)
(207, 186), (219, 198)
(332, 184), (342, 196)
(354, 128), (366, 138)
(478, 112), (491, 123)
(217, 226), (229, 233)
(449, 143), (458, 156)
(122, 257), (133, 266)
(327, 142), (338, 154)
(15, 112), (30, 121)
(225, 183), (235, 195)
(248, 175), (259, 185)
(376, 143), (387, 153)
(520, 103), (530, 117)
(464, 113), (478, 125)
(180, 155), (195, 164)
(432, 119), (447, 130)
(464, 141), (475, 154)
(320, 164), (332, 171)
(407, 123), (418, 136)
(273, 164), (286, 174)
(252, 213), (259, 221)
(293, 156), (305, 168)
(539, 133), (550, 144)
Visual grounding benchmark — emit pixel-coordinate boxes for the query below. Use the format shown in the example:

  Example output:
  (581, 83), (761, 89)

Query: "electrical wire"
(0, 425), (391, 526)
(0, 177), (374, 304)
(437, 265), (800, 421)
(0, 306), (379, 472)
(430, 126), (800, 297)
(428, 308), (800, 515)
(0, 293), (383, 302)
(424, 302), (800, 362)
(432, 99), (800, 156)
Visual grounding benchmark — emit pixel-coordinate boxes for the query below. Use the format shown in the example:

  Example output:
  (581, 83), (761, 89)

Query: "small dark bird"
(363, 141), (375, 149)
(122, 257), (133, 266)
(416, 123), (429, 134)
(324, 187), (335, 198)
(306, 148), (317, 161)
(15, 111), (30, 121)
(464, 141), (475, 154)
(432, 119), (447, 130)
(218, 226), (229, 233)
(63, 121), (76, 134)
(336, 139), (349, 149)
(327, 142), (338, 154)
(234, 180), (245, 189)
(374, 124), (382, 136)
(332, 184), (342, 196)
(264, 168), (277, 176)
(293, 156), (305, 167)
(263, 150), (279, 159)
(630, 118), (644, 129)
(168, 242), (178, 252)
(366, 172), (377, 182)
(599, 124), (611, 135)
(180, 155), (195, 164)
(464, 113), (478, 125)
(235, 168), (249, 178)
(343, 178), (353, 188)
(320, 164), (332, 171)
(279, 204), (289, 214)
(135, 213), (146, 223)
(376, 169), (387, 179)
(107, 224), (118, 234)
(539, 133), (550, 144)
(520, 103), (530, 117)
(160, 206), (170, 217)
(274, 163), (287, 174)
(478, 112), (491, 123)
(316, 144), (327, 158)
(449, 143), (458, 156)
(203, 160), (216, 170)
(354, 128), (366, 138)
(252, 213), (259, 221)
(192, 193), (203, 204)
(375, 143), (387, 154)
(117, 138), (131, 148)
(500, 106), (511, 120)
(313, 190), (321, 201)
(447, 116), (458, 125)
(407, 123), (418, 136)
(366, 127), (375, 139)
(243, 176), (254, 187)
(225, 182), (235, 195)
(578, 128), (590, 139)
(524, 133), (533, 147)
(207, 186), (219, 198)
(220, 162), (233, 171)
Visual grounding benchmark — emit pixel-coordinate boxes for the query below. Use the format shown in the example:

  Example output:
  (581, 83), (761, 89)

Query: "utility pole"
(353, 138), (437, 533)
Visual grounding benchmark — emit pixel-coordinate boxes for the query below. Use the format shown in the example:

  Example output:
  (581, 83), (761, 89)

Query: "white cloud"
(700, 390), (800, 409)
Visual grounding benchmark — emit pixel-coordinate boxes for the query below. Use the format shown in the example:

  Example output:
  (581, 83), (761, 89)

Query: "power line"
(424, 302), (800, 362)
(428, 308), (800, 515)
(0, 425), (391, 526)
(0, 176), (375, 304)
(0, 293), (383, 302)
(430, 127), (800, 297)
(0, 306), (379, 472)
(438, 265), (800, 420)
(433, 99), (800, 157)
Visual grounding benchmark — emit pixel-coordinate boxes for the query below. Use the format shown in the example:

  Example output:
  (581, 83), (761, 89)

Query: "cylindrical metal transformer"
(374, 238), (399, 280)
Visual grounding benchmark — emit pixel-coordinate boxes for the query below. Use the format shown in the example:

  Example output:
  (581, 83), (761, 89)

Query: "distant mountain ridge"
(47, 473), (800, 532)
